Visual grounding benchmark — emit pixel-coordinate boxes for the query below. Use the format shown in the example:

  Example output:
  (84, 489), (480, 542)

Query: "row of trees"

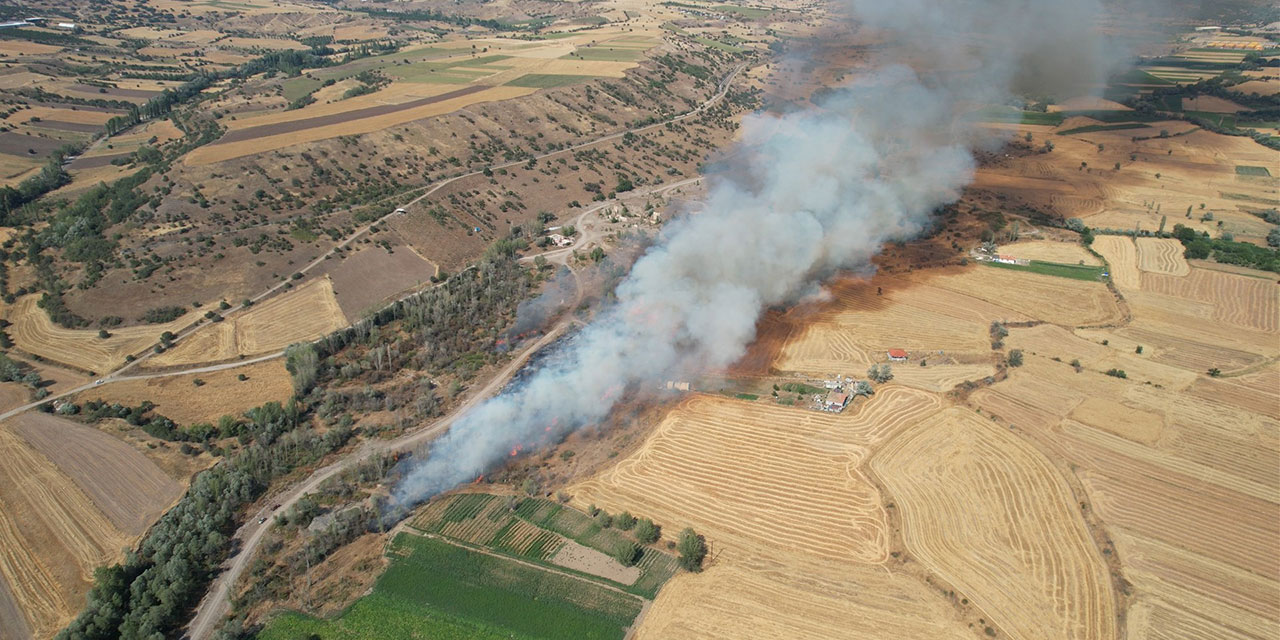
(57, 401), (348, 640)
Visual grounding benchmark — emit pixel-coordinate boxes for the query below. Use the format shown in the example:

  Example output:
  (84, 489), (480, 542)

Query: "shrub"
(1104, 368), (1127, 379)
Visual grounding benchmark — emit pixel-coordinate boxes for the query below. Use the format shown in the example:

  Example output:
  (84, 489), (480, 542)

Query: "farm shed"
(887, 349), (908, 362)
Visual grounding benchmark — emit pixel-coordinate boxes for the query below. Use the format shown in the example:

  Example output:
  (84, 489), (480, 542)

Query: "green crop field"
(1185, 111), (1237, 128)
(507, 74), (594, 88)
(983, 260), (1108, 281)
(1057, 122), (1150, 136)
(414, 494), (679, 598)
(694, 36), (747, 53)
(974, 107), (1064, 126)
(563, 47), (647, 62)
(712, 4), (774, 18)
(1236, 165), (1273, 177)
(259, 534), (644, 640)
(1111, 69), (1174, 86)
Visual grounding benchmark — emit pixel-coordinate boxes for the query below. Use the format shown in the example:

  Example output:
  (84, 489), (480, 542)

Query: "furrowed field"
(258, 534), (645, 640)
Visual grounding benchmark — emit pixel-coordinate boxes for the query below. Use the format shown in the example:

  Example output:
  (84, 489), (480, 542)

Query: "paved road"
(184, 306), (577, 639)
(177, 62), (747, 639)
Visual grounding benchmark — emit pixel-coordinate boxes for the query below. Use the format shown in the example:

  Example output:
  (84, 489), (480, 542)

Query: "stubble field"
(148, 277), (347, 366)
(4, 295), (194, 374)
(0, 410), (186, 639)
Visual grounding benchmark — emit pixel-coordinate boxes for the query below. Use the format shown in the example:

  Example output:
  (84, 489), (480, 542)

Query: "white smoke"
(389, 0), (1127, 510)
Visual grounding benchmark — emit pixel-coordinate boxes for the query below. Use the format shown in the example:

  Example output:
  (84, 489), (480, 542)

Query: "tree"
(1267, 227), (1280, 248)
(284, 342), (319, 395)
(1207, 367), (1221, 377)
(867, 364), (893, 383)
(676, 527), (707, 572)
(98, 329), (110, 339)
(852, 380), (873, 396)
(590, 246), (606, 263)
(612, 540), (640, 566)
(634, 518), (660, 544)
(1135, 345), (1144, 354)
(562, 224), (577, 237)
(1024, 132), (1033, 143)
(1007, 349), (1024, 367)
(615, 511), (637, 530)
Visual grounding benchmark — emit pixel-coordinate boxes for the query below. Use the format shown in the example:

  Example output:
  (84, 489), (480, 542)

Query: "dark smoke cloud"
(389, 0), (1130, 511)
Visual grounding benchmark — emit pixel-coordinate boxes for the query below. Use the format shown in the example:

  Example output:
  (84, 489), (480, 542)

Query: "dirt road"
(184, 314), (576, 640)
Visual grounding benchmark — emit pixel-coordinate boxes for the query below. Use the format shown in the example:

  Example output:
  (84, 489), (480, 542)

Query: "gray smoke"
(390, 0), (1126, 510)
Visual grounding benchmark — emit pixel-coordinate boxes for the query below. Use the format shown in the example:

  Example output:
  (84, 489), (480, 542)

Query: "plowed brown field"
(0, 428), (130, 638)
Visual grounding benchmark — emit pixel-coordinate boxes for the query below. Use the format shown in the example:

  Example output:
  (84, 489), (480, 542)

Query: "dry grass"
(775, 276), (1020, 375)
(4, 295), (193, 373)
(13, 107), (114, 126)
(872, 407), (1117, 640)
(149, 277), (346, 366)
(75, 359), (293, 425)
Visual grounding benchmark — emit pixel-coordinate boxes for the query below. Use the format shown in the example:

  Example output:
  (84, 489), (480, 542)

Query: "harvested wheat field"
(8, 413), (182, 534)
(775, 276), (1021, 375)
(1000, 239), (1103, 265)
(910, 266), (1123, 326)
(1134, 238), (1190, 276)
(4, 295), (193, 373)
(0, 428), (131, 638)
(574, 389), (940, 562)
(871, 407), (1117, 640)
(74, 359), (293, 425)
(570, 387), (982, 639)
(149, 277), (346, 367)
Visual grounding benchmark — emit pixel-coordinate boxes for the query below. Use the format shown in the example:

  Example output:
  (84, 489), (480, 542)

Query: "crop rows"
(871, 408), (1117, 640)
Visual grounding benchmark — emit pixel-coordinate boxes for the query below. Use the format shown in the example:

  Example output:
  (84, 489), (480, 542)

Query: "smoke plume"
(390, 0), (1127, 510)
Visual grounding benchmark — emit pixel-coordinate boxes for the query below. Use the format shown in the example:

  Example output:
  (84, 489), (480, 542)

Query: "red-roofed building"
(887, 349), (908, 361)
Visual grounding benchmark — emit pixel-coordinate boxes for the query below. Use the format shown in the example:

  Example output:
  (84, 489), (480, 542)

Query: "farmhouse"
(887, 349), (908, 362)
(822, 391), (849, 412)
(993, 254), (1030, 266)
(548, 233), (574, 247)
